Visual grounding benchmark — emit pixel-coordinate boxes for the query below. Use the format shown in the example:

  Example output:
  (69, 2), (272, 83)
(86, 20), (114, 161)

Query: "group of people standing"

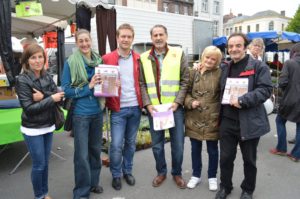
(16, 22), (300, 199)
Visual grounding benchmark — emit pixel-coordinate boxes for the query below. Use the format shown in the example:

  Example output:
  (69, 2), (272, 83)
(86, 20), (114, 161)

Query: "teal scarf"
(67, 49), (102, 88)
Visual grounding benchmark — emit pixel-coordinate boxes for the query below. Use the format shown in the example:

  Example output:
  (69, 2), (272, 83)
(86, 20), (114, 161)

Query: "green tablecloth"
(0, 108), (65, 145)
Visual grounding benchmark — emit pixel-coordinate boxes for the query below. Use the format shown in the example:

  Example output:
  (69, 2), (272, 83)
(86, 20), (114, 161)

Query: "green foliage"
(286, 5), (300, 33)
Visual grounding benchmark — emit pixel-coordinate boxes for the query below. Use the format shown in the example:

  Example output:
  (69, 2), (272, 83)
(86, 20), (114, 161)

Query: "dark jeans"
(148, 106), (185, 176)
(72, 113), (103, 199)
(219, 117), (260, 194)
(23, 132), (53, 199)
(190, 138), (219, 178)
(109, 106), (142, 178)
(276, 114), (300, 158)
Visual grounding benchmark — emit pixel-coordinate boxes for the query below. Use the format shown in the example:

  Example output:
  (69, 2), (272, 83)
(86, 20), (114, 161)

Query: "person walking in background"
(139, 24), (189, 189)
(15, 44), (64, 199)
(269, 43), (300, 162)
(102, 23), (143, 191)
(184, 46), (222, 191)
(215, 33), (272, 199)
(247, 38), (264, 61)
(62, 29), (104, 199)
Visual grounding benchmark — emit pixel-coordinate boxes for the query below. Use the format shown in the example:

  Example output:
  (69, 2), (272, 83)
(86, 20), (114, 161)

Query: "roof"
(225, 10), (290, 25)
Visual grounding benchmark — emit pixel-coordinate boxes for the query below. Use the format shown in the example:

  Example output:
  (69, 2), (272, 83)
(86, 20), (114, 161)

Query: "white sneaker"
(208, 178), (218, 191)
(187, 176), (201, 189)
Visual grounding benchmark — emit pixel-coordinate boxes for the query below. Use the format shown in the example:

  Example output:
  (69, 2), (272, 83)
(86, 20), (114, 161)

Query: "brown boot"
(173, 175), (186, 189)
(152, 175), (166, 187)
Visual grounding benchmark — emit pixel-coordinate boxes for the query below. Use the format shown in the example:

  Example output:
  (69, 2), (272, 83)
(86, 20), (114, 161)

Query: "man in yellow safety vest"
(139, 24), (189, 189)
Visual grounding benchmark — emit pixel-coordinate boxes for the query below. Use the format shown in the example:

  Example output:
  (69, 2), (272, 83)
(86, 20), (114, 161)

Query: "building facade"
(223, 10), (291, 36)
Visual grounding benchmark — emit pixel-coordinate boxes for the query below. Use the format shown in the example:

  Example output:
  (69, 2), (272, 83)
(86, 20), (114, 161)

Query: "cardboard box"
(0, 87), (17, 100)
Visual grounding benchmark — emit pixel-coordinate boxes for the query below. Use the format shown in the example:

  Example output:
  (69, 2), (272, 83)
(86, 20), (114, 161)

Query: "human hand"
(191, 100), (200, 109)
(193, 62), (202, 71)
(169, 102), (179, 112)
(230, 97), (241, 109)
(33, 88), (44, 102)
(147, 105), (158, 117)
(51, 92), (65, 102)
(89, 74), (102, 89)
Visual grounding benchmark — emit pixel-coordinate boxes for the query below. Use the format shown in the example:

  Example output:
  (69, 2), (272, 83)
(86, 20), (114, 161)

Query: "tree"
(286, 5), (300, 33)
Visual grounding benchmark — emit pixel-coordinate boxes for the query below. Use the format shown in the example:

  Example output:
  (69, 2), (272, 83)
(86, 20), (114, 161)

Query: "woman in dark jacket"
(15, 44), (64, 199)
(270, 43), (300, 162)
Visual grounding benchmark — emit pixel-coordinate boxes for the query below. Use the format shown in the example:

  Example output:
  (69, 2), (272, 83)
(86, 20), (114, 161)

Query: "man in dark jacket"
(215, 33), (272, 199)
(270, 43), (300, 162)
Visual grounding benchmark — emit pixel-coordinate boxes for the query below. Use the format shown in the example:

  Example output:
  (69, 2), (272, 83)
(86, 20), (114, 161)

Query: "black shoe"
(240, 191), (253, 199)
(215, 187), (230, 199)
(112, 177), (122, 190)
(288, 138), (296, 144)
(124, 174), (135, 186)
(90, 185), (103, 194)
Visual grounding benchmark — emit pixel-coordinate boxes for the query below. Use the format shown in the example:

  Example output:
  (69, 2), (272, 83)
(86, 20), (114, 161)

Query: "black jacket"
(279, 53), (300, 123)
(220, 56), (273, 140)
(16, 71), (57, 128)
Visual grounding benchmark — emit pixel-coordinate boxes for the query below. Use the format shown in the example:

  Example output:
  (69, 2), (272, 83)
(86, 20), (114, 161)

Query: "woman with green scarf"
(62, 29), (104, 199)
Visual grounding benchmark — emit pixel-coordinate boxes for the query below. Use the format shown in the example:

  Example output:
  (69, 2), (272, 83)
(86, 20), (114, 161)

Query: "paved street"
(0, 114), (299, 199)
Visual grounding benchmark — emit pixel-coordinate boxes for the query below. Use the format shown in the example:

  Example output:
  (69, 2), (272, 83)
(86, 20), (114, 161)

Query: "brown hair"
(150, 24), (168, 36)
(116, 23), (135, 37)
(75, 29), (91, 42)
(200, 46), (223, 67)
(21, 44), (46, 74)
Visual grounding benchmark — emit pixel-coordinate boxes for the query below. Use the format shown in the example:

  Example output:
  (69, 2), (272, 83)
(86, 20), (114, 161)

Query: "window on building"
(174, 4), (179, 14)
(226, 28), (229, 36)
(150, 0), (156, 2)
(269, 21), (274, 31)
(213, 1), (220, 14)
(256, 24), (259, 32)
(201, 0), (208, 13)
(234, 27), (238, 32)
(230, 28), (233, 34)
(163, 3), (168, 12)
(282, 24), (285, 31)
(184, 6), (188, 15)
(213, 20), (219, 37)
(239, 26), (242, 32)
(247, 25), (250, 33)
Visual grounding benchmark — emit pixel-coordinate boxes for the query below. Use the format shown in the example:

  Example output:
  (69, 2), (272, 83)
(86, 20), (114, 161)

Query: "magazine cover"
(94, 65), (120, 97)
(153, 103), (175, 131)
(222, 78), (248, 104)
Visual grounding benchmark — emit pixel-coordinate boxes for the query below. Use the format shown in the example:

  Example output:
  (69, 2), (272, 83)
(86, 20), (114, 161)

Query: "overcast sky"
(223, 0), (299, 18)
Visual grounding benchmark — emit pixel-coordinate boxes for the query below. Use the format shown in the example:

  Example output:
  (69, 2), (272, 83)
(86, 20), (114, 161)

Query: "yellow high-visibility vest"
(140, 47), (182, 105)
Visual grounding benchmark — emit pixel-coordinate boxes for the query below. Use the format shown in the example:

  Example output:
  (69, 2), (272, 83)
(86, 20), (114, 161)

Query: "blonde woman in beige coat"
(184, 46), (222, 191)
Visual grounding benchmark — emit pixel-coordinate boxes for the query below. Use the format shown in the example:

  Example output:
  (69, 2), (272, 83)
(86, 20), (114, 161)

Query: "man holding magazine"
(215, 33), (272, 199)
(139, 24), (189, 189)
(102, 23), (143, 191)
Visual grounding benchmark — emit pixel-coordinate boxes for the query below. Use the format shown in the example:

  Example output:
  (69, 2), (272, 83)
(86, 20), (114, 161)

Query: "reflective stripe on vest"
(140, 47), (182, 105)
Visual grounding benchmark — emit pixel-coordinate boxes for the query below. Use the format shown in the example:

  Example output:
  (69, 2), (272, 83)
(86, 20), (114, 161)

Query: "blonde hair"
(20, 44), (46, 74)
(249, 38), (265, 50)
(200, 46), (222, 67)
(75, 29), (91, 42)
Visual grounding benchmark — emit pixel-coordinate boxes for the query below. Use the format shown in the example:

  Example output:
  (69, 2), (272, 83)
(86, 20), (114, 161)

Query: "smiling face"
(227, 35), (247, 63)
(151, 27), (168, 53)
(76, 32), (92, 57)
(202, 53), (219, 70)
(28, 51), (45, 75)
(117, 28), (134, 51)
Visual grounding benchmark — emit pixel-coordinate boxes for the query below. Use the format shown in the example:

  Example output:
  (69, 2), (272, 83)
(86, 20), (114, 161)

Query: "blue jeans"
(276, 114), (300, 158)
(190, 138), (219, 178)
(23, 132), (53, 199)
(109, 106), (142, 178)
(72, 113), (103, 199)
(148, 106), (185, 176)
